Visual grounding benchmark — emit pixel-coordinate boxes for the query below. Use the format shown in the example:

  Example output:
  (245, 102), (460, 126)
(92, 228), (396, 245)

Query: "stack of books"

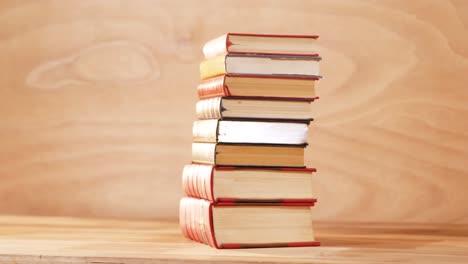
(180, 33), (321, 249)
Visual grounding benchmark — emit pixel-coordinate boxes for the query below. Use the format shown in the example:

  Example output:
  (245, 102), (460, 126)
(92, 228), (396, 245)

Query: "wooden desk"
(0, 216), (466, 263)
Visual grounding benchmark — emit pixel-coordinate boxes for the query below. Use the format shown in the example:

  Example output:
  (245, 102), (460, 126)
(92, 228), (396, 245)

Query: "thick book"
(192, 142), (306, 167)
(182, 164), (317, 203)
(179, 197), (319, 249)
(196, 97), (314, 121)
(193, 120), (309, 145)
(197, 74), (318, 100)
(203, 33), (319, 59)
(200, 53), (321, 80)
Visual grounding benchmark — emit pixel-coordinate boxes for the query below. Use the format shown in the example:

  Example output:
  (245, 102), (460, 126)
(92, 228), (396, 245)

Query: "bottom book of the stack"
(179, 197), (319, 249)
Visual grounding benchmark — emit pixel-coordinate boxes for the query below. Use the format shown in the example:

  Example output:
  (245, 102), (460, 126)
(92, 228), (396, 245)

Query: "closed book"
(196, 97), (314, 121)
(182, 164), (317, 203)
(193, 120), (309, 145)
(200, 54), (321, 80)
(203, 33), (319, 59)
(197, 74), (318, 100)
(179, 197), (319, 249)
(192, 143), (306, 168)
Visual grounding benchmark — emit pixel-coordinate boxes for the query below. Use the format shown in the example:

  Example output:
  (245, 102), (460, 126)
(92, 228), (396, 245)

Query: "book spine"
(182, 164), (215, 202)
(196, 97), (222, 120)
(179, 197), (218, 248)
(202, 34), (228, 59)
(192, 143), (216, 164)
(199, 55), (227, 80)
(192, 120), (219, 143)
(197, 75), (228, 99)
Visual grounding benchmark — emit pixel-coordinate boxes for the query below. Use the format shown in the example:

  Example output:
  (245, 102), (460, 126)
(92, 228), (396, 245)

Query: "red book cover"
(182, 164), (317, 203)
(179, 197), (319, 249)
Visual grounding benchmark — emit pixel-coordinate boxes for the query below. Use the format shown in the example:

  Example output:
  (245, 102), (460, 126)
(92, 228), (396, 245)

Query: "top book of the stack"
(203, 33), (319, 58)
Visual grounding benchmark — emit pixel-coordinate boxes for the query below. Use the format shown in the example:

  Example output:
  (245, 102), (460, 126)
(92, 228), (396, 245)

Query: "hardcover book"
(203, 33), (319, 59)
(192, 142), (306, 167)
(182, 164), (317, 203)
(193, 120), (309, 145)
(198, 74), (318, 100)
(180, 197), (319, 249)
(196, 97), (314, 121)
(200, 54), (321, 80)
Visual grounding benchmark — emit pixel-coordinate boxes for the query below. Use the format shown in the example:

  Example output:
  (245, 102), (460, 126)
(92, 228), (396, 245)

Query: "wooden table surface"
(0, 216), (466, 264)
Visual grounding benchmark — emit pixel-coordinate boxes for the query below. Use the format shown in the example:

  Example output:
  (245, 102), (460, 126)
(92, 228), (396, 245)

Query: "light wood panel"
(0, 0), (467, 222)
(1, 216), (468, 264)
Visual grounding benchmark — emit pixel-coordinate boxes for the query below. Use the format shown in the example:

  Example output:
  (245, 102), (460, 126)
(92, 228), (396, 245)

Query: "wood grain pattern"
(0, 0), (467, 222)
(0, 216), (467, 264)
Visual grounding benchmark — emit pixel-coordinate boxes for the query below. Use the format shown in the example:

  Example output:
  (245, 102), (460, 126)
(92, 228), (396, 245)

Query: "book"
(180, 197), (319, 249)
(196, 97), (314, 121)
(200, 54), (321, 80)
(203, 33), (319, 59)
(192, 143), (305, 167)
(197, 74), (317, 100)
(182, 164), (317, 203)
(193, 120), (309, 145)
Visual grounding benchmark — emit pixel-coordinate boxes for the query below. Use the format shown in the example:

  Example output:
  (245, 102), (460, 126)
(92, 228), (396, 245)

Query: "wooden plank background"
(0, 0), (467, 223)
